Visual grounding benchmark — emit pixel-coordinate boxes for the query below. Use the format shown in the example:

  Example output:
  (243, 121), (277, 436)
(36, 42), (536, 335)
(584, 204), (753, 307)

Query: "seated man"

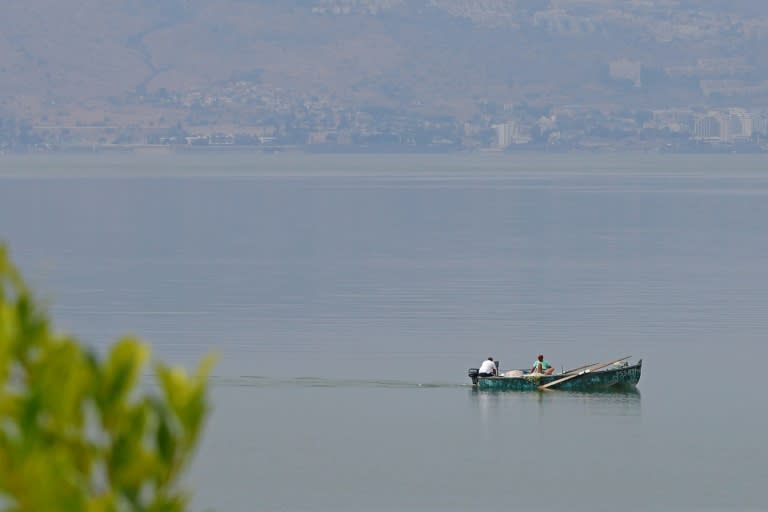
(531, 354), (554, 375)
(478, 357), (497, 377)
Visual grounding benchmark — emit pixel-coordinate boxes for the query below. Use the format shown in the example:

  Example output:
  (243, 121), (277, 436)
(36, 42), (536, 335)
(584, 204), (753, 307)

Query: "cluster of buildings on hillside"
(132, 83), (768, 151)
(131, 83), (768, 152)
(489, 107), (768, 151)
(138, 105), (768, 153)
(689, 109), (768, 143)
(4, 80), (768, 153)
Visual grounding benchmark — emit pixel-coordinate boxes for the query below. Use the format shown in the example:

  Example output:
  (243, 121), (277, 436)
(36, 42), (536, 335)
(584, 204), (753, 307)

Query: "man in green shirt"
(531, 354), (554, 375)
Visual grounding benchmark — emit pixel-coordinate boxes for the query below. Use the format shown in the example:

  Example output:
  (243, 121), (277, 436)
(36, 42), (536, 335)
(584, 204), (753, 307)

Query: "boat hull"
(471, 360), (642, 391)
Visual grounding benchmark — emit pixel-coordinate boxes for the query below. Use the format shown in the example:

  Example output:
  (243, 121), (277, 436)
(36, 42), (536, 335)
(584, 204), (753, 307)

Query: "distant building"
(492, 122), (516, 148)
(693, 115), (722, 141)
(727, 109), (753, 141)
(754, 117), (768, 136)
(650, 109), (694, 134)
(491, 122), (531, 147)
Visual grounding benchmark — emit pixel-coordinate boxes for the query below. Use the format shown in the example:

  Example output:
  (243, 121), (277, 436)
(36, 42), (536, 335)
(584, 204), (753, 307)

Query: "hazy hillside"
(3, 0), (768, 148)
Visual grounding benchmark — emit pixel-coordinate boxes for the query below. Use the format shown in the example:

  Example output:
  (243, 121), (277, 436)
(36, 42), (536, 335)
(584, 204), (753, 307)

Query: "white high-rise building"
(728, 109), (753, 141)
(753, 117), (768, 135)
(492, 123), (516, 148)
(693, 116), (721, 141)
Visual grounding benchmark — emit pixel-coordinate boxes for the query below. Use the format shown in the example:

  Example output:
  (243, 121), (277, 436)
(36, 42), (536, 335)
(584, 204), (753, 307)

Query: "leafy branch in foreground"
(0, 244), (215, 511)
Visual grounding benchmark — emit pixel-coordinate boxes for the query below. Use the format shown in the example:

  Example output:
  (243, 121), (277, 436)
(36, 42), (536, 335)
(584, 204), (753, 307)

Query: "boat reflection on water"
(469, 385), (642, 423)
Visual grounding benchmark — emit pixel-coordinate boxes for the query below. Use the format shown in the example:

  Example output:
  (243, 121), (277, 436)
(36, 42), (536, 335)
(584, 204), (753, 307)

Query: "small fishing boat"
(468, 356), (642, 391)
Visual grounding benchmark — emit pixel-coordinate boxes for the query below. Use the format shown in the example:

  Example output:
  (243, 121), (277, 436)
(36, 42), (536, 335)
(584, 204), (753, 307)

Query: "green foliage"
(0, 244), (216, 511)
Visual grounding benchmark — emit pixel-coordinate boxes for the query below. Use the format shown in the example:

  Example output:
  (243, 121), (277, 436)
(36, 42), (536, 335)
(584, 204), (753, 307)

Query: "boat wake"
(210, 375), (469, 390)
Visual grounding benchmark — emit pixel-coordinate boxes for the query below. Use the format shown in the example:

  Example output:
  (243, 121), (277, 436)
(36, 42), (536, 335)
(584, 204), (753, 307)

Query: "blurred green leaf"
(0, 243), (215, 511)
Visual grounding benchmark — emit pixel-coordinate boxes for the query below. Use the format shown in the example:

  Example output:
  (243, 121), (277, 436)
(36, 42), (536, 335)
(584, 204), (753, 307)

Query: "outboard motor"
(468, 359), (501, 386)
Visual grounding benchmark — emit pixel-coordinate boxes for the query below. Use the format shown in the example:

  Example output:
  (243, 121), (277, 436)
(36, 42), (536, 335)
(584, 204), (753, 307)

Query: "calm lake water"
(1, 153), (767, 512)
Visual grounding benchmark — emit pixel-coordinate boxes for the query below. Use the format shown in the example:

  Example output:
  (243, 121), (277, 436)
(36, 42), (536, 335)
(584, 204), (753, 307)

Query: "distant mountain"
(2, 0), (768, 141)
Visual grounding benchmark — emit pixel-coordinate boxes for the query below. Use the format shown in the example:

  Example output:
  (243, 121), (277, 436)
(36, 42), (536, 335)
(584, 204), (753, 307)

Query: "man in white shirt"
(478, 357), (497, 377)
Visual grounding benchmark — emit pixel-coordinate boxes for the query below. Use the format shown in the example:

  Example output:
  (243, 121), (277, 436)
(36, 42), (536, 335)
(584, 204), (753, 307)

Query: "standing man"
(531, 354), (554, 375)
(478, 357), (497, 377)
